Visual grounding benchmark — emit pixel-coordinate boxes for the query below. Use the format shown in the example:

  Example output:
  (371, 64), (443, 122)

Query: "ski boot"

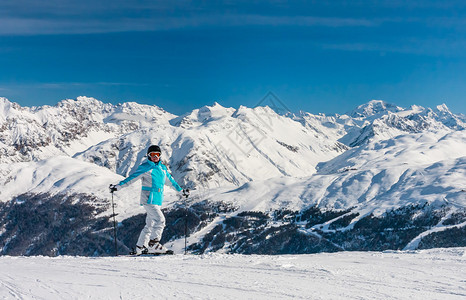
(134, 245), (148, 255)
(147, 239), (172, 254)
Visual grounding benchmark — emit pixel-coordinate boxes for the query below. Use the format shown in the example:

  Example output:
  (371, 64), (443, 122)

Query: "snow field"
(0, 248), (465, 300)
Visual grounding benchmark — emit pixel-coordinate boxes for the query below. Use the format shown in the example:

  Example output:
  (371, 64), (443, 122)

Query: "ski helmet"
(147, 145), (161, 155)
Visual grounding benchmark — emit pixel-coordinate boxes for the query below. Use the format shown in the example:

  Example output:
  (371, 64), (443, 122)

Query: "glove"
(109, 184), (121, 193)
(182, 188), (190, 198)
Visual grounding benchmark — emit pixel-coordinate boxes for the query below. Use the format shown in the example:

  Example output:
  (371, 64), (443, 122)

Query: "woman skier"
(109, 145), (187, 255)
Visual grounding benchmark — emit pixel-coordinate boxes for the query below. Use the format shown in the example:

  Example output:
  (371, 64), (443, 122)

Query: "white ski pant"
(137, 204), (166, 247)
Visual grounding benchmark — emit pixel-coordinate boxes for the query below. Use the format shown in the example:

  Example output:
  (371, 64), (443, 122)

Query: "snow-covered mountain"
(0, 96), (174, 163)
(343, 101), (466, 146)
(0, 96), (465, 256)
(1, 96), (352, 189)
(349, 99), (404, 118)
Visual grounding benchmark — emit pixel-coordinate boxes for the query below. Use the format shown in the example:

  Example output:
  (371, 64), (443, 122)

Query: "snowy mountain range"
(0, 96), (465, 256)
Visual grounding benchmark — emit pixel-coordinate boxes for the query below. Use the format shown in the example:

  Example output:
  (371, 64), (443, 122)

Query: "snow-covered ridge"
(169, 102), (236, 127)
(348, 99), (403, 118)
(0, 97), (175, 163)
(344, 102), (465, 147)
(66, 99), (353, 188)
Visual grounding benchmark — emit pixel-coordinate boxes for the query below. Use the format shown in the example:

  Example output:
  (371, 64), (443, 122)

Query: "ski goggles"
(148, 152), (161, 158)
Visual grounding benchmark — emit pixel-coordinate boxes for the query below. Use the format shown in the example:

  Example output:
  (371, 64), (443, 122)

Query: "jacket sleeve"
(165, 168), (182, 192)
(118, 163), (151, 188)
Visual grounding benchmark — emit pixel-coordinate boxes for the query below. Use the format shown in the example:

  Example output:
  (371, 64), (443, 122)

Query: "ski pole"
(182, 189), (190, 255)
(185, 208), (188, 255)
(110, 189), (118, 256)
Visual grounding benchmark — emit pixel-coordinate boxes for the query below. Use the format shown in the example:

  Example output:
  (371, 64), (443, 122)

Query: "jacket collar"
(147, 159), (161, 167)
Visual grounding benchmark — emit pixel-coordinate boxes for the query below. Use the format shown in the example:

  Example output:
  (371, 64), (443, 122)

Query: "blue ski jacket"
(118, 160), (182, 205)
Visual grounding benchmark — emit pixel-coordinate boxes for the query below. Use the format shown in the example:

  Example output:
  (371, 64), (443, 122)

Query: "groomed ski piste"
(0, 248), (465, 299)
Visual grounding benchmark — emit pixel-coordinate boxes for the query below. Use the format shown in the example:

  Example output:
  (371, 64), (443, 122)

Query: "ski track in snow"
(0, 248), (465, 300)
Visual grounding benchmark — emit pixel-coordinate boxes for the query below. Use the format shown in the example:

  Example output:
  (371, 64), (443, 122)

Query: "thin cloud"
(221, 15), (377, 27)
(320, 38), (466, 57)
(1, 0), (464, 35)
(0, 15), (379, 35)
(2, 82), (150, 89)
(95, 82), (150, 87)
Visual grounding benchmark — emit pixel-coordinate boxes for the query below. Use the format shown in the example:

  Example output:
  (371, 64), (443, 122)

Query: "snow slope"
(0, 248), (464, 299)
(0, 156), (182, 221)
(175, 129), (466, 219)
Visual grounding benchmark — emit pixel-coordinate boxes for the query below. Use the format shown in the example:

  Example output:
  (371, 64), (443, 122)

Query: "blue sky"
(0, 1), (465, 115)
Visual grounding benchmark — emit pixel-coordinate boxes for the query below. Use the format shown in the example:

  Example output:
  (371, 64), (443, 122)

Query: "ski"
(126, 249), (174, 256)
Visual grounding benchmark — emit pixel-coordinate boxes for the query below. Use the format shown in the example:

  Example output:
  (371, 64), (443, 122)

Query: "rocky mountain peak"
(349, 100), (403, 118)
(436, 103), (450, 112)
(170, 102), (235, 128)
